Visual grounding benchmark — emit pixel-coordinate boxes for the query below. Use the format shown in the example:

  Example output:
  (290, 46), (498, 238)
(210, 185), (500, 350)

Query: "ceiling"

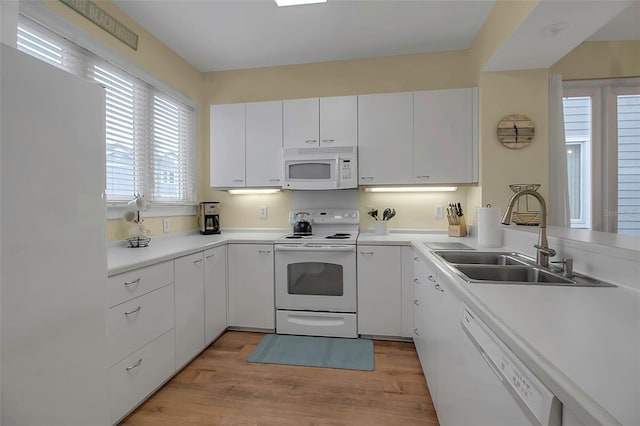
(112, 0), (639, 73)
(112, 0), (495, 72)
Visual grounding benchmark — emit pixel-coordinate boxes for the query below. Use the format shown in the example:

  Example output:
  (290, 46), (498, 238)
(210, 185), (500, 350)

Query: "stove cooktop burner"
(285, 235), (308, 239)
(325, 233), (352, 239)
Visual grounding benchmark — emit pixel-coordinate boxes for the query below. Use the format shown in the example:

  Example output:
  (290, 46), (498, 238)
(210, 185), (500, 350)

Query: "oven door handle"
(275, 244), (356, 252)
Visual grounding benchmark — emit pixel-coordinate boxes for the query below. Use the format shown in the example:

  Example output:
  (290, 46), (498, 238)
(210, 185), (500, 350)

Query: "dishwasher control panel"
(462, 305), (561, 426)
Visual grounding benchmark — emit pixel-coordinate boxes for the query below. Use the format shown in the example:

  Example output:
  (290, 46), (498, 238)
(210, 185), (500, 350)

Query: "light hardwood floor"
(121, 331), (439, 425)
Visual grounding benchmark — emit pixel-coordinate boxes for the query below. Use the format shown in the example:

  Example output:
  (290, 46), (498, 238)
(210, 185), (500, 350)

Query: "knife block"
(448, 216), (467, 237)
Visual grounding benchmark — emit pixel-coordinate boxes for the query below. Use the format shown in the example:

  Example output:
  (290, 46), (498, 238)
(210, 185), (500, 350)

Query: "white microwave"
(282, 146), (358, 190)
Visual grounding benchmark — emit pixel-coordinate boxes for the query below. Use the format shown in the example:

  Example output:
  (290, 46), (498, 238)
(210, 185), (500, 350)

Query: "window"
(17, 19), (195, 206)
(562, 80), (640, 235)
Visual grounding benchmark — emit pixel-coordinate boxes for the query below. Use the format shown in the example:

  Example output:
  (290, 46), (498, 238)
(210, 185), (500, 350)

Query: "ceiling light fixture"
(227, 189), (281, 195)
(364, 187), (458, 193)
(543, 22), (569, 37)
(275, 0), (327, 7)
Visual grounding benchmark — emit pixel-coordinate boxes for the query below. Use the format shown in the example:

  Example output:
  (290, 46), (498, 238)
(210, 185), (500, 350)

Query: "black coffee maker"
(198, 202), (220, 234)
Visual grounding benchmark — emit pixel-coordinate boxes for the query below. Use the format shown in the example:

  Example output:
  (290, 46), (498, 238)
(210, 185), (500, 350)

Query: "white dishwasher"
(460, 304), (562, 426)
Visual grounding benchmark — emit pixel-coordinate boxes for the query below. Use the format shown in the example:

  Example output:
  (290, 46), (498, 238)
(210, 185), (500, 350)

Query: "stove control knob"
(344, 212), (352, 219)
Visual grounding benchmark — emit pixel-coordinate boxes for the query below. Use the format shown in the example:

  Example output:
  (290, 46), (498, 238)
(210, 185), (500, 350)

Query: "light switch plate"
(259, 206), (267, 219)
(435, 205), (444, 219)
(163, 218), (170, 233)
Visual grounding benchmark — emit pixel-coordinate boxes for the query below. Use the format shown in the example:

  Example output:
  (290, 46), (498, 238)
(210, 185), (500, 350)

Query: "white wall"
(0, 0), (18, 48)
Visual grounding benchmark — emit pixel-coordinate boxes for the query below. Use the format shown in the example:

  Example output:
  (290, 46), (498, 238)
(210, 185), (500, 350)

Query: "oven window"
(289, 163), (331, 180)
(287, 262), (343, 296)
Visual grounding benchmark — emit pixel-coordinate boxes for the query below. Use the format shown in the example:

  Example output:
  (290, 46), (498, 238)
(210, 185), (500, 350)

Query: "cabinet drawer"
(107, 284), (174, 366)
(110, 329), (175, 424)
(276, 310), (357, 338)
(108, 261), (174, 308)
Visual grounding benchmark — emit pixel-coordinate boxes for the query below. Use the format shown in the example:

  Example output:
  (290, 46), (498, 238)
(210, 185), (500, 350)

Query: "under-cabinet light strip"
(364, 187), (458, 193)
(227, 189), (282, 195)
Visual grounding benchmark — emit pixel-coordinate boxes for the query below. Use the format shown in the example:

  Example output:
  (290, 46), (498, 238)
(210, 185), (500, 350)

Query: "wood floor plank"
(120, 331), (439, 426)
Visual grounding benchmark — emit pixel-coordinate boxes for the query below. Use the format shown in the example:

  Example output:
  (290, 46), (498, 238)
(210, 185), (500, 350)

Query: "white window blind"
(17, 18), (195, 205)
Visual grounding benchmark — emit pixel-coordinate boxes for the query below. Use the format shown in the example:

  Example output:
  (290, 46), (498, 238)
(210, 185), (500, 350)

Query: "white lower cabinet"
(174, 252), (206, 369)
(109, 330), (176, 423)
(357, 245), (402, 337)
(204, 245), (228, 345)
(107, 284), (175, 366)
(227, 244), (275, 329)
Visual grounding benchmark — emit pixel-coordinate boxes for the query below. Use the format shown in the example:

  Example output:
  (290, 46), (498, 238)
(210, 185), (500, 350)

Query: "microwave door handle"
(333, 157), (340, 189)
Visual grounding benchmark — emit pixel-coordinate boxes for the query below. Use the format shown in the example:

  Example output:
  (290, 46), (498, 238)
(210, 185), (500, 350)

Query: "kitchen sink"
(455, 265), (575, 284)
(432, 250), (616, 288)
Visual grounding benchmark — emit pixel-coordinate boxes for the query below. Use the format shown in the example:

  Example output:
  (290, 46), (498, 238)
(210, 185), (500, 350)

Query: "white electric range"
(274, 208), (359, 338)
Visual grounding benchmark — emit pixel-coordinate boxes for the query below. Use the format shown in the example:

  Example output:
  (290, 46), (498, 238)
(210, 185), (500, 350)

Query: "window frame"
(17, 3), (198, 218)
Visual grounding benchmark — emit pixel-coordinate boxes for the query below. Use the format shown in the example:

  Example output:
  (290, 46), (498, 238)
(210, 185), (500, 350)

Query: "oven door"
(275, 244), (356, 312)
(282, 157), (339, 190)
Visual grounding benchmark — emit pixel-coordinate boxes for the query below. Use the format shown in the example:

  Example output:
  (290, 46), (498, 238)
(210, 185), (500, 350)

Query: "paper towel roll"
(478, 207), (502, 247)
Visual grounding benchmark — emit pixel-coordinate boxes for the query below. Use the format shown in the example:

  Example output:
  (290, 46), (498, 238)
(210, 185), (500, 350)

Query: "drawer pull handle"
(232, 179), (244, 183)
(360, 176), (374, 181)
(206, 254), (215, 259)
(305, 139), (317, 144)
(413, 256), (420, 261)
(125, 358), (143, 371)
(124, 278), (140, 287)
(413, 328), (420, 336)
(434, 284), (444, 293)
(413, 278), (420, 284)
(269, 178), (281, 182)
(193, 259), (203, 265)
(322, 139), (335, 143)
(258, 250), (271, 254)
(413, 299), (421, 306)
(427, 275), (436, 283)
(416, 175), (430, 179)
(360, 251), (374, 255)
(124, 306), (141, 316)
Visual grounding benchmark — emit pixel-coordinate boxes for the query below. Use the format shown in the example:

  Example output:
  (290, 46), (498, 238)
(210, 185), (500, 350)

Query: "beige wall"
(551, 41), (640, 80)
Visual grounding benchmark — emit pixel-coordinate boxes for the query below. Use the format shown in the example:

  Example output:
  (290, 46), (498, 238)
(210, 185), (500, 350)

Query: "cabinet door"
(357, 245), (402, 337)
(283, 98), (319, 148)
(246, 100), (283, 186)
(320, 95), (357, 147)
(358, 92), (414, 184)
(210, 103), (246, 188)
(413, 88), (478, 184)
(174, 252), (205, 369)
(204, 245), (227, 345)
(227, 244), (275, 329)
(401, 247), (416, 338)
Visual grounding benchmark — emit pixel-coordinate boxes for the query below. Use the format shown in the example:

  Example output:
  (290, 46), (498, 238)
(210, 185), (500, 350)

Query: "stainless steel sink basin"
(455, 265), (575, 284)
(433, 251), (531, 266)
(432, 250), (616, 288)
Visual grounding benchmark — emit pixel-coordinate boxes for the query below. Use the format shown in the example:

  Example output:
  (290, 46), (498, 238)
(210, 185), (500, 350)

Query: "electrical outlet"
(435, 205), (444, 219)
(259, 206), (267, 219)
(163, 218), (170, 233)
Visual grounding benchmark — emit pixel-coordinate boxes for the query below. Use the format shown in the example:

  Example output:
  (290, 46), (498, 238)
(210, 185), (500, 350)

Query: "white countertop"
(107, 228), (639, 425)
(108, 229), (288, 275)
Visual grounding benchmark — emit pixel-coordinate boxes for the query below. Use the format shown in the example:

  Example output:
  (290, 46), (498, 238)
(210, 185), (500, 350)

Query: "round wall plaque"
(497, 114), (535, 149)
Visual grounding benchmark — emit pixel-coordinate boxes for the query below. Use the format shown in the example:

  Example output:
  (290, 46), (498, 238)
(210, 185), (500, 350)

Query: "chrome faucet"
(501, 190), (556, 267)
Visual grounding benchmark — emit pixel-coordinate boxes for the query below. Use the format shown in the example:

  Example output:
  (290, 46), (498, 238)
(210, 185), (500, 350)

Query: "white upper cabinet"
(413, 88), (478, 184)
(210, 101), (283, 188)
(319, 96), (358, 147)
(246, 100), (283, 186)
(283, 96), (357, 148)
(210, 103), (246, 188)
(358, 92), (414, 184)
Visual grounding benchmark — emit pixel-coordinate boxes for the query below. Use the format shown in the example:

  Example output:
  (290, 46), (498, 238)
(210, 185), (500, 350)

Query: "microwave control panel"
(340, 159), (352, 180)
